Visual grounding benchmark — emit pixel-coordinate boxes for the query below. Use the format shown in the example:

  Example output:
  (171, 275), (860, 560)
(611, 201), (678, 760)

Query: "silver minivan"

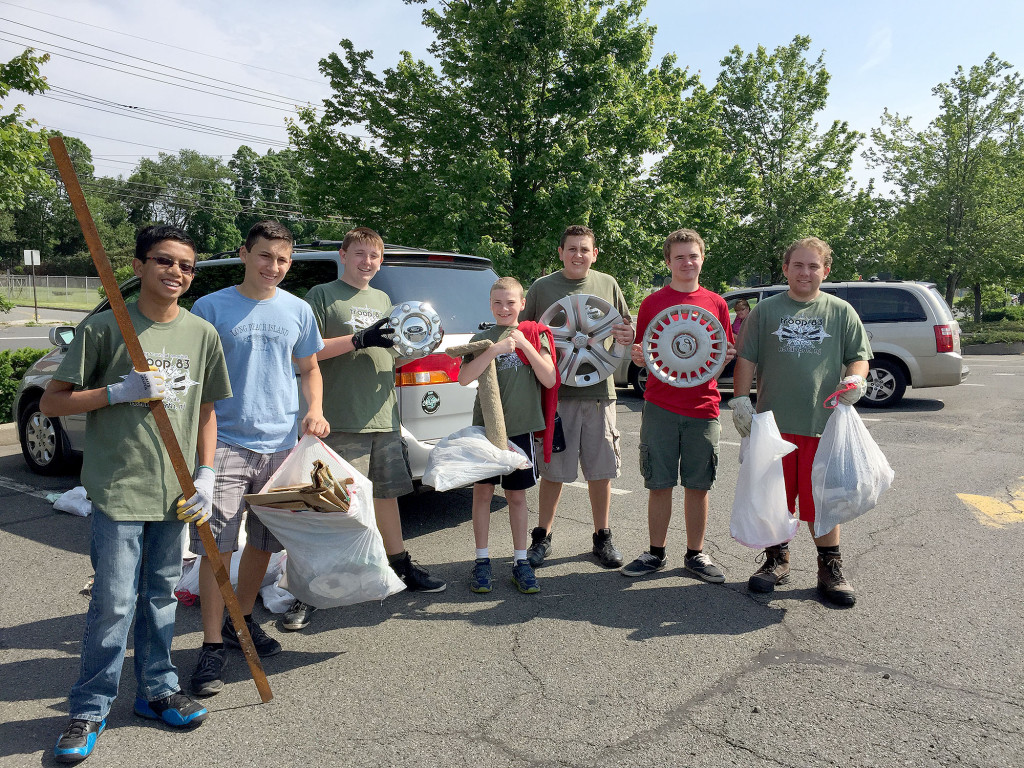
(13, 244), (498, 477)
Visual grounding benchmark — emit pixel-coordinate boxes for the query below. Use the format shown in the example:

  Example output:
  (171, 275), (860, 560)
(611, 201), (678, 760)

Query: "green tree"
(714, 36), (864, 283)
(869, 54), (1024, 317)
(291, 0), (689, 285)
(126, 150), (241, 254)
(0, 49), (51, 212)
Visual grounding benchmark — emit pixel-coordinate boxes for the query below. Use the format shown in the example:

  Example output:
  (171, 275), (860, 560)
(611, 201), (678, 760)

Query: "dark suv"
(14, 243), (499, 476)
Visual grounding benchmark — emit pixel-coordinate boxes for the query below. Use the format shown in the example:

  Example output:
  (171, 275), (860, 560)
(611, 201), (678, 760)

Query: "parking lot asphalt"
(1, 358), (1022, 768)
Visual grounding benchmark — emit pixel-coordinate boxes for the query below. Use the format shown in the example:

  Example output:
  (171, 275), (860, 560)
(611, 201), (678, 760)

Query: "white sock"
(514, 549), (527, 563)
(476, 548), (489, 560)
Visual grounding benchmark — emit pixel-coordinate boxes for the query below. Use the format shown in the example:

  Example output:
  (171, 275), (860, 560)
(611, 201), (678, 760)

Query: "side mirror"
(49, 326), (76, 347)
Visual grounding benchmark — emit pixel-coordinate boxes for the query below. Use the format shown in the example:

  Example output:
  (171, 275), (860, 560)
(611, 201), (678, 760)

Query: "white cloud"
(859, 25), (892, 73)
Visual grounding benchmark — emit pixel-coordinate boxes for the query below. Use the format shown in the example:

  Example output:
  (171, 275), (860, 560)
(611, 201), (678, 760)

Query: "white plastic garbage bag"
(52, 486), (92, 517)
(174, 551), (286, 606)
(422, 425), (531, 492)
(730, 411), (799, 549)
(249, 435), (405, 609)
(811, 404), (895, 537)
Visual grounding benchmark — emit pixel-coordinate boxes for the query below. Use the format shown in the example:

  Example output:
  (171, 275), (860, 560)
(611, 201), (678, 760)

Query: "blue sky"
(2, 0), (1021, 189)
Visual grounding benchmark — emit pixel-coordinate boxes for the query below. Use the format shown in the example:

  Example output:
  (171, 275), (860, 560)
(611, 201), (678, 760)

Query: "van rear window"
(847, 288), (927, 323)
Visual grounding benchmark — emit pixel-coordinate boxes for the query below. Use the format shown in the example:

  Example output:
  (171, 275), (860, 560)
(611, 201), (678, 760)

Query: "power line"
(0, 18), (323, 110)
(42, 89), (291, 147)
(0, 34), (315, 113)
(0, 0), (327, 85)
(37, 127), (177, 152)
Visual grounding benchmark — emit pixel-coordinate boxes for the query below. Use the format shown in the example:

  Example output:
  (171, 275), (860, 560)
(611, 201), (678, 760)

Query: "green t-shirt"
(54, 304), (232, 522)
(522, 269), (631, 400)
(465, 325), (548, 436)
(305, 280), (398, 433)
(738, 292), (872, 437)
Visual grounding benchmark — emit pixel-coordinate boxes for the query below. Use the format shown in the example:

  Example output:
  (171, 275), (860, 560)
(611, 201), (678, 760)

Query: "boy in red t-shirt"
(620, 229), (735, 581)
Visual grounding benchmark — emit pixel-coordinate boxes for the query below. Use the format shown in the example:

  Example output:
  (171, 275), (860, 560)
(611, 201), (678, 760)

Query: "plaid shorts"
(189, 441), (289, 556)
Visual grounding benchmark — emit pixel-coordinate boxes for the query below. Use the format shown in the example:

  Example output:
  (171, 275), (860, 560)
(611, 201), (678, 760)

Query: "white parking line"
(0, 475), (55, 501)
(564, 481), (631, 496)
(962, 383), (986, 386)
(993, 373), (1016, 376)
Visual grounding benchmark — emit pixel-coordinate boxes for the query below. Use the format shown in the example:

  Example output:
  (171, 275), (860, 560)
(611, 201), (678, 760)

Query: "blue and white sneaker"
(470, 558), (493, 593)
(511, 559), (540, 594)
(134, 692), (208, 728)
(54, 718), (105, 763)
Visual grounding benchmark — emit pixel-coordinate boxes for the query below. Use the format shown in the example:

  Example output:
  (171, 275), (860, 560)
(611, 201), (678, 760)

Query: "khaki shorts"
(189, 441), (288, 555)
(638, 402), (720, 491)
(539, 398), (621, 483)
(324, 430), (414, 499)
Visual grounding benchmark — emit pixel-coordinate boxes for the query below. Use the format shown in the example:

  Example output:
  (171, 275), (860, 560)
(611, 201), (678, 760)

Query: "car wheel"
(630, 363), (648, 397)
(863, 359), (906, 408)
(19, 396), (73, 475)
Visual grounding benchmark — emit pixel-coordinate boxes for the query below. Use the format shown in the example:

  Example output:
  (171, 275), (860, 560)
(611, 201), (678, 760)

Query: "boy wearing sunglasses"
(42, 225), (232, 763)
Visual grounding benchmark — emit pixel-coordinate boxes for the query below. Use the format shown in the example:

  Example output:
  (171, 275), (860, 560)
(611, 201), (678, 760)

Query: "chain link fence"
(1, 274), (104, 310)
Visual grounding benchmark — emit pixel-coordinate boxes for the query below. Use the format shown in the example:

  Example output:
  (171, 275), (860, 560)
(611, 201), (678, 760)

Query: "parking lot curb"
(0, 422), (18, 447)
(963, 342), (1024, 355)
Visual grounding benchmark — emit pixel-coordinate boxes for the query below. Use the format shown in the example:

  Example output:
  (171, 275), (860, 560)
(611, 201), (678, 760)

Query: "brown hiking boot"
(817, 552), (856, 607)
(748, 545), (790, 593)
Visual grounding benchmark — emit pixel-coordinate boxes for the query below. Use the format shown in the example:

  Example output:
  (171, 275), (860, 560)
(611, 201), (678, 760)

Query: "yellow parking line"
(958, 476), (1024, 528)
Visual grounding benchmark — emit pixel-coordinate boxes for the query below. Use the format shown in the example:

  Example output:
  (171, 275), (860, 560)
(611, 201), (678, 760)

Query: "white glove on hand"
(177, 466), (215, 525)
(729, 396), (755, 438)
(837, 374), (867, 405)
(107, 366), (165, 405)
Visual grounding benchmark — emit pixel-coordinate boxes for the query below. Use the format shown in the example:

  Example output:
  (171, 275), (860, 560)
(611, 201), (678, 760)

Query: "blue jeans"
(68, 510), (185, 722)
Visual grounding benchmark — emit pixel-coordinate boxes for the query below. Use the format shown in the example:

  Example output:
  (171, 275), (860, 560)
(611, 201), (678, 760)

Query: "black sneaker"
(526, 527), (552, 567)
(134, 692), (208, 728)
(620, 551), (667, 577)
(189, 646), (226, 697)
(54, 718), (105, 763)
(222, 616), (281, 657)
(683, 551), (725, 583)
(592, 529), (623, 568)
(281, 600), (316, 631)
(390, 551), (447, 592)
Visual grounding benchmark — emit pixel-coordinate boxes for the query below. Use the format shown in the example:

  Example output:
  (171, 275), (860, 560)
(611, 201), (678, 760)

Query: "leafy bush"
(961, 329), (1024, 345)
(0, 347), (50, 423)
(981, 305), (1024, 322)
(0, 292), (14, 314)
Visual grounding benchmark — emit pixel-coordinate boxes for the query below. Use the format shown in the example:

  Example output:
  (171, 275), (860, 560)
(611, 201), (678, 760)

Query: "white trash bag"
(249, 435), (405, 608)
(52, 486), (92, 517)
(811, 403), (894, 537)
(730, 411), (799, 549)
(422, 425), (531, 492)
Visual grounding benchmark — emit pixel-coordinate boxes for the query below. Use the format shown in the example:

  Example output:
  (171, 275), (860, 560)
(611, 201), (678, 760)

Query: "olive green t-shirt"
(53, 304), (232, 522)
(522, 269), (631, 400)
(738, 292), (872, 437)
(464, 325), (548, 436)
(305, 280), (398, 433)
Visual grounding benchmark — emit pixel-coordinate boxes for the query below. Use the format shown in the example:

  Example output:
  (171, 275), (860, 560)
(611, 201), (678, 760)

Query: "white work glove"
(837, 375), (867, 405)
(176, 466), (215, 525)
(107, 366), (165, 405)
(729, 396), (755, 438)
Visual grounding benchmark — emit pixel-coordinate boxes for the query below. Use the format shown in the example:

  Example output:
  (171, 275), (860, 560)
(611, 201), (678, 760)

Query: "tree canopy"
(0, 49), (51, 212)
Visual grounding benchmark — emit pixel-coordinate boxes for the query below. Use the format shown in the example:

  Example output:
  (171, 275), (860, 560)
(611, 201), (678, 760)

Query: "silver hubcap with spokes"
(642, 304), (728, 388)
(539, 294), (627, 387)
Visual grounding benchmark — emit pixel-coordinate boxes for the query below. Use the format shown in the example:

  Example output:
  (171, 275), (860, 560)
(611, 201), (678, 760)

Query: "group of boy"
(43, 218), (871, 765)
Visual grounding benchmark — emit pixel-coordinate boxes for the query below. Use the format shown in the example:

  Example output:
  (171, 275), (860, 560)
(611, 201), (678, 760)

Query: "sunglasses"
(143, 255), (197, 276)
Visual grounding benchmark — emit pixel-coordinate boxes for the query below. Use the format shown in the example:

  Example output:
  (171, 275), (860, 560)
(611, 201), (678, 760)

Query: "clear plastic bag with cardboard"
(248, 435), (405, 608)
(730, 411), (799, 549)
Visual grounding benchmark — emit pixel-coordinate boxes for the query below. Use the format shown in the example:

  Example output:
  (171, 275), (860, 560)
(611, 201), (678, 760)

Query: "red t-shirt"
(635, 285), (734, 419)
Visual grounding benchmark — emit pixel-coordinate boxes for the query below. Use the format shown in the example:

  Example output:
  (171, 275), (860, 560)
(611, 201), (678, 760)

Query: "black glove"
(352, 316), (396, 350)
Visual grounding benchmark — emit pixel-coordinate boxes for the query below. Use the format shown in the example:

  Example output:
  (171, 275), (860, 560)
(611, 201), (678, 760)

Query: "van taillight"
(934, 324), (954, 353)
(395, 353), (460, 386)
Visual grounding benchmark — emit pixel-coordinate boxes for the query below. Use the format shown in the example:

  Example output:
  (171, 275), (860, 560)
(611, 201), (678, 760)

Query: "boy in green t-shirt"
(458, 277), (557, 593)
(730, 237), (872, 607)
(42, 225), (232, 764)
(290, 227), (446, 631)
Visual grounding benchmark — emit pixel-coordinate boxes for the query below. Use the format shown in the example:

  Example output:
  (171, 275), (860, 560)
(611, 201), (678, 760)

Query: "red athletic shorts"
(780, 433), (821, 523)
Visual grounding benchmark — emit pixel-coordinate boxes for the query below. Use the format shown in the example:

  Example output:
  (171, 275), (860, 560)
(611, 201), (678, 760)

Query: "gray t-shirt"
(522, 269), (631, 400)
